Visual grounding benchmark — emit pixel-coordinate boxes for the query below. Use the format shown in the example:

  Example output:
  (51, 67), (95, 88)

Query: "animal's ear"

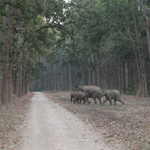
(77, 86), (81, 91)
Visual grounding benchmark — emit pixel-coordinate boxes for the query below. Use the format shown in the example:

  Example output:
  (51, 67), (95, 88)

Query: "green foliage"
(1, 0), (150, 93)
(126, 86), (137, 96)
(0, 75), (3, 80)
(30, 0), (150, 91)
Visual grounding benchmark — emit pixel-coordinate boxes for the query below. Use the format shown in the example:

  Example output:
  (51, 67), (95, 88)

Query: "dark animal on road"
(78, 85), (103, 105)
(103, 89), (125, 105)
(70, 91), (88, 104)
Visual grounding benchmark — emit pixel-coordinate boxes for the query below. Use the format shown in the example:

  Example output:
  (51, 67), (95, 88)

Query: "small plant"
(126, 86), (137, 95)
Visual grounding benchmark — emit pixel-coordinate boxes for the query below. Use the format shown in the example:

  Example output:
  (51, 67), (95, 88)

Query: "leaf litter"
(45, 91), (150, 150)
(0, 93), (34, 150)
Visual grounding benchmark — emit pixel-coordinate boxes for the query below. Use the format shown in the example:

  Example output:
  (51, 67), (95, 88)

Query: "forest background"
(1, 0), (150, 109)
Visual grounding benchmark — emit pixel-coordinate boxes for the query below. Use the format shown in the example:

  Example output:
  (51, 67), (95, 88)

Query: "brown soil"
(44, 91), (150, 150)
(0, 93), (34, 150)
(18, 92), (114, 150)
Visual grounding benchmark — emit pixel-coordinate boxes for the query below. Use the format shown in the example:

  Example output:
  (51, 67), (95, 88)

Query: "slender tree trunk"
(128, 0), (148, 96)
(134, 70), (138, 89)
(95, 46), (102, 87)
(8, 68), (12, 102)
(108, 64), (110, 89)
(125, 61), (128, 93)
(53, 65), (57, 90)
(25, 76), (29, 94)
(69, 64), (72, 91)
(140, 55), (148, 97)
(91, 54), (95, 85)
(81, 64), (85, 85)
(22, 73), (25, 95)
(139, 0), (150, 59)
(121, 65), (124, 93)
(96, 57), (100, 87)
(1, 63), (9, 107)
(14, 72), (19, 97)
(118, 66), (121, 92)
(101, 65), (107, 89)
(0, 64), (2, 109)
(88, 58), (91, 85)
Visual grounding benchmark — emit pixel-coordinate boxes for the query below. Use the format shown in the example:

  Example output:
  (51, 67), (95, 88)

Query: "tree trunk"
(128, 0), (148, 96)
(88, 58), (91, 85)
(53, 65), (57, 90)
(96, 57), (100, 87)
(139, 0), (150, 59)
(1, 63), (9, 107)
(68, 64), (72, 91)
(8, 68), (12, 102)
(91, 54), (96, 85)
(0, 64), (3, 109)
(1, 4), (14, 106)
(81, 64), (85, 85)
(101, 65), (107, 89)
(118, 66), (121, 92)
(125, 60), (128, 93)
(95, 48), (101, 87)
(121, 65), (124, 93)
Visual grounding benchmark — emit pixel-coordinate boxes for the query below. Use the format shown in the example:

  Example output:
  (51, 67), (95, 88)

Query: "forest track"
(18, 92), (114, 150)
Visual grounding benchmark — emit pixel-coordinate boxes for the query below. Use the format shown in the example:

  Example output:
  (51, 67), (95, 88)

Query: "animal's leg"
(93, 98), (97, 104)
(117, 98), (125, 104)
(103, 98), (108, 104)
(109, 98), (112, 105)
(79, 99), (82, 104)
(98, 96), (102, 105)
(83, 99), (85, 104)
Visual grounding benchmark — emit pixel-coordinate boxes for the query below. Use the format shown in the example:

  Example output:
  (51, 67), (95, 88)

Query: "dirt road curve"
(19, 92), (113, 150)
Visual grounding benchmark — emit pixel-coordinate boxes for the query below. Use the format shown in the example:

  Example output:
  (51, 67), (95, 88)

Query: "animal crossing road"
(18, 92), (114, 150)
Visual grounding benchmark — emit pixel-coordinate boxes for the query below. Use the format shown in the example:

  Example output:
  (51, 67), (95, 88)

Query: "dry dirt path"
(18, 92), (115, 150)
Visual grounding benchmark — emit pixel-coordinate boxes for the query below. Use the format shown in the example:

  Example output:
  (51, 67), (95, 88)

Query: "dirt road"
(18, 92), (114, 150)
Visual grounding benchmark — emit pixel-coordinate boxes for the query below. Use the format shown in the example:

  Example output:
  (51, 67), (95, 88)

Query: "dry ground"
(45, 91), (150, 150)
(0, 93), (34, 150)
(18, 92), (114, 150)
(0, 91), (150, 150)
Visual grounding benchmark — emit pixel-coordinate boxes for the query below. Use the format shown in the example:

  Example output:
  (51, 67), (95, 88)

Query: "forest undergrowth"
(45, 91), (150, 150)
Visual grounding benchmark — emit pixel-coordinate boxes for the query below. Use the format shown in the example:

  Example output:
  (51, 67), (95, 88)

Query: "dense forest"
(0, 0), (150, 108)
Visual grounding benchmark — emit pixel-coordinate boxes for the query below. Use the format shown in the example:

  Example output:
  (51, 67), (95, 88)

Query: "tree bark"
(139, 0), (150, 59)
(121, 65), (124, 93)
(0, 64), (3, 109)
(118, 66), (121, 92)
(81, 64), (85, 85)
(91, 54), (96, 85)
(125, 60), (128, 93)
(88, 58), (91, 85)
(8, 68), (12, 102)
(1, 63), (9, 107)
(128, 0), (148, 96)
(68, 64), (72, 91)
(95, 46), (101, 87)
